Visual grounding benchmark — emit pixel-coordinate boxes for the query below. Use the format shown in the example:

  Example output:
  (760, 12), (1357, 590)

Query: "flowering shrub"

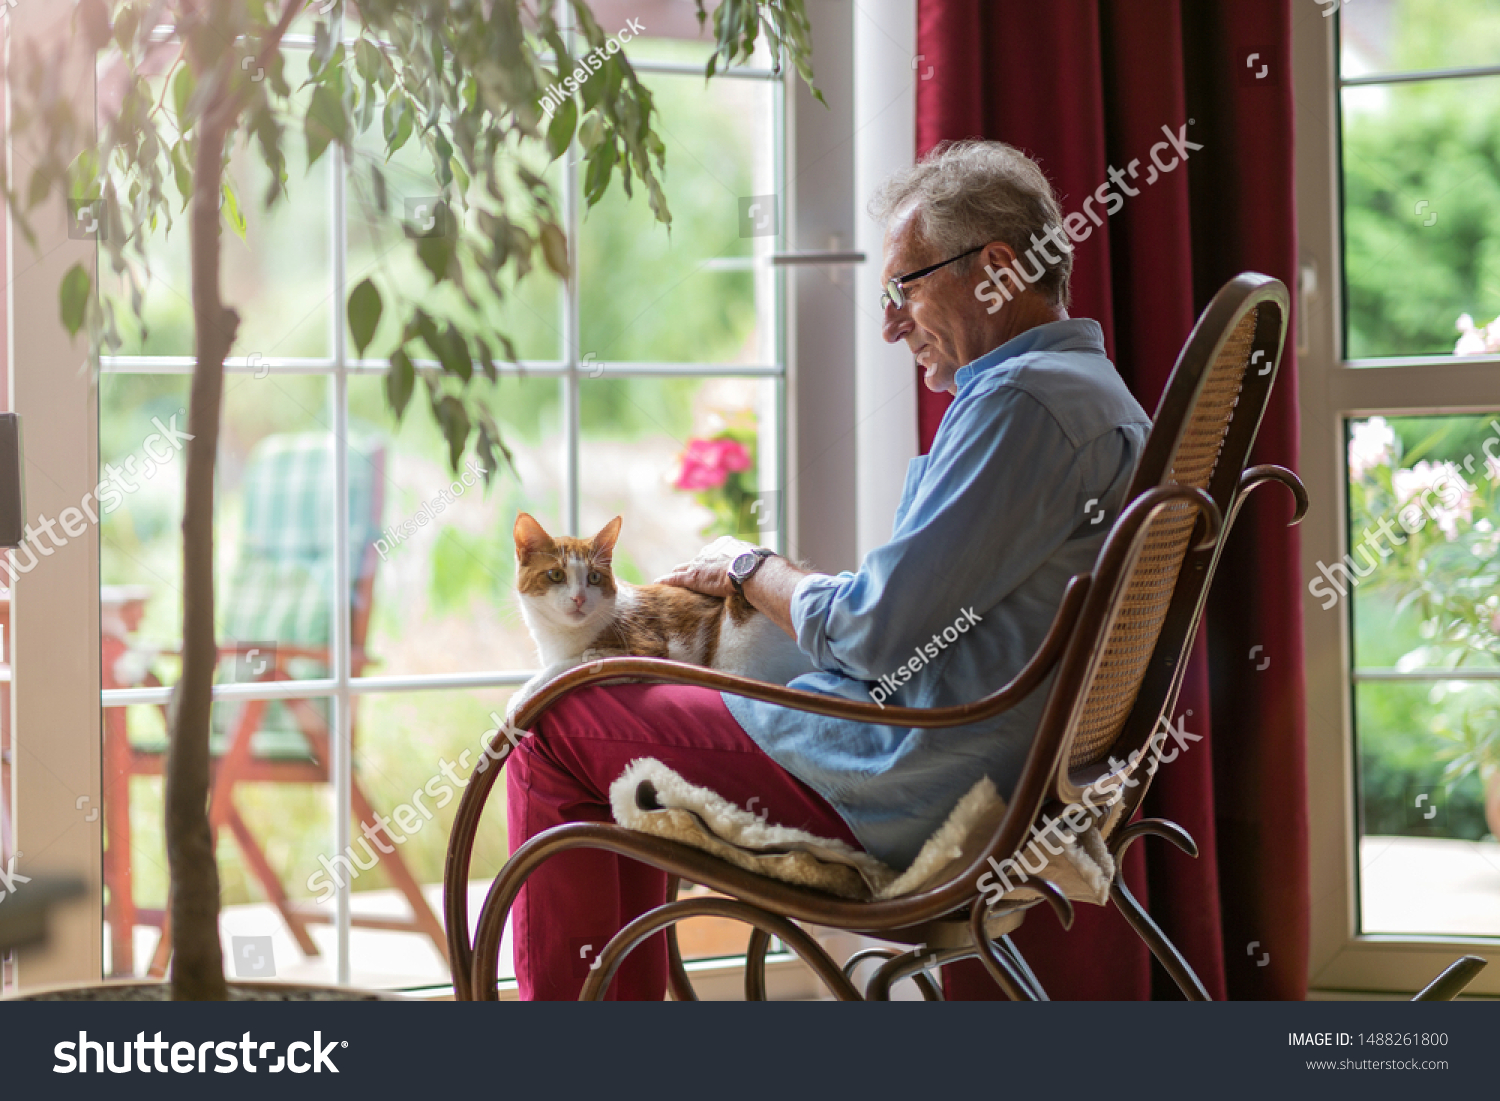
(1350, 416), (1500, 813)
(671, 428), (757, 538)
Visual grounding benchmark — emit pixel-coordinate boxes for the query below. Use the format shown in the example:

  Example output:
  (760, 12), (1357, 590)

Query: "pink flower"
(673, 437), (751, 491)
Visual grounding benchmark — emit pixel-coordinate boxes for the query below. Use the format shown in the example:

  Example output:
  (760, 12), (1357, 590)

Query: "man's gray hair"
(869, 140), (1073, 309)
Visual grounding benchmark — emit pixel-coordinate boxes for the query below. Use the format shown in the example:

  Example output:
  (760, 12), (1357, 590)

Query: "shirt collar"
(953, 318), (1107, 395)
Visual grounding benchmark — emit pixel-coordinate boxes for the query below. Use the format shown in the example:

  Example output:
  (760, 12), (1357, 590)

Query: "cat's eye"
(587, 570), (601, 585)
(546, 568), (565, 583)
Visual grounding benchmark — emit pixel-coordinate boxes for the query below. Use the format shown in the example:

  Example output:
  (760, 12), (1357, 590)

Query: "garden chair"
(105, 431), (446, 977)
(444, 274), (1485, 1001)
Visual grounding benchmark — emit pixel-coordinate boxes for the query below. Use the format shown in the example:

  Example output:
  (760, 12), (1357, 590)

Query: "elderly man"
(505, 140), (1152, 1000)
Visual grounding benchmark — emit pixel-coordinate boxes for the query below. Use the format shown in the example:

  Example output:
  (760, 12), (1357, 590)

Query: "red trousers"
(505, 682), (996, 1000)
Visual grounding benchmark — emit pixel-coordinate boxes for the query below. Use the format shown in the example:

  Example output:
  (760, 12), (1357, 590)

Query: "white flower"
(1348, 416), (1396, 481)
(1392, 460), (1474, 540)
(1455, 312), (1500, 356)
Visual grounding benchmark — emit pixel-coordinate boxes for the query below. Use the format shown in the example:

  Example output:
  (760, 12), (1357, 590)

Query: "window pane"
(101, 696), (337, 982)
(350, 373), (564, 678)
(1341, 74), (1500, 360)
(1341, 0), (1500, 78)
(343, 687), (514, 989)
(1346, 414), (1500, 672)
(102, 51), (333, 360)
(585, 0), (776, 68)
(100, 373), (340, 688)
(344, 124), (563, 362)
(1355, 680), (1499, 937)
(577, 72), (777, 365)
(1345, 413), (1500, 936)
(579, 376), (778, 577)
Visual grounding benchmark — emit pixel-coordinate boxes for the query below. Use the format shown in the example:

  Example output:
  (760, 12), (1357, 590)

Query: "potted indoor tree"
(3, 0), (816, 1000)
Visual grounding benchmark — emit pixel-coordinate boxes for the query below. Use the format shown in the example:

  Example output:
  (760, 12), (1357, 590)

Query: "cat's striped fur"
(508, 512), (814, 716)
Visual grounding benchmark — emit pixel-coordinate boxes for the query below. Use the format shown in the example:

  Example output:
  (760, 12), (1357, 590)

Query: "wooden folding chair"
(444, 274), (1485, 1001)
(104, 432), (445, 977)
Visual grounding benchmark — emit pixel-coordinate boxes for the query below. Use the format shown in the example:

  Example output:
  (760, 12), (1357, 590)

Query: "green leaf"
(371, 165), (387, 214)
(439, 323), (472, 382)
(171, 142), (192, 209)
(582, 142), (614, 205)
(539, 222), (569, 278)
(578, 113), (604, 151)
(545, 98), (577, 161)
(113, 3), (139, 51)
(59, 263), (90, 339)
(172, 66), (195, 126)
(385, 348), (415, 419)
(220, 181), (246, 239)
(416, 232), (455, 283)
(355, 39), (382, 85)
(348, 278), (382, 356)
(311, 19), (334, 77)
(435, 395), (470, 471)
(305, 83), (347, 167)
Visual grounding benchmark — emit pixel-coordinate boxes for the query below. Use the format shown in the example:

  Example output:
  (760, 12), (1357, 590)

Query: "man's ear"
(514, 512), (555, 561)
(592, 516), (623, 562)
(979, 239), (1019, 275)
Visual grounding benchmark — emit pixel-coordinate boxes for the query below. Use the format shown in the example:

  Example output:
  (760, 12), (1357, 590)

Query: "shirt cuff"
(789, 571), (844, 659)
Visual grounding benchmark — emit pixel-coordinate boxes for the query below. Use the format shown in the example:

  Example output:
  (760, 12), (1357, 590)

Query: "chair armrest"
(508, 572), (1094, 732)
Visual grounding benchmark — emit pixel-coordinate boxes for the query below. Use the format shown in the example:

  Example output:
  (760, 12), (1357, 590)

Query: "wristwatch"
(727, 546), (776, 595)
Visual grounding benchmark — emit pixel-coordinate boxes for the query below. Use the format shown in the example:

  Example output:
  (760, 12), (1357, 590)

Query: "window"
(98, 19), (787, 990)
(1298, 0), (1500, 994)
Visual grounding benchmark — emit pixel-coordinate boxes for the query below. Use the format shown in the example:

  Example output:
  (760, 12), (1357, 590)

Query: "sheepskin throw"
(608, 758), (1115, 906)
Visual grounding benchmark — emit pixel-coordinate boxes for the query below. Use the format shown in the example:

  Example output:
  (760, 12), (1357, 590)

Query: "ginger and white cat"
(508, 512), (814, 716)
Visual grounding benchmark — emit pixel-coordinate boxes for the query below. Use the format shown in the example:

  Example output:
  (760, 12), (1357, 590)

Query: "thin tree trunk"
(166, 88), (238, 1002)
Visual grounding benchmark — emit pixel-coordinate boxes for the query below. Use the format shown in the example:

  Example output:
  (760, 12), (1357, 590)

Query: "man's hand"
(655, 535), (757, 599)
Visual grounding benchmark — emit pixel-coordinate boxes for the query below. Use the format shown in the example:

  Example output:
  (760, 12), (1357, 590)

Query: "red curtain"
(917, 0), (1308, 999)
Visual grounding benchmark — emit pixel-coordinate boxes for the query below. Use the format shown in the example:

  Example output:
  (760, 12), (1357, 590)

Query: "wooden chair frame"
(443, 274), (1485, 1002)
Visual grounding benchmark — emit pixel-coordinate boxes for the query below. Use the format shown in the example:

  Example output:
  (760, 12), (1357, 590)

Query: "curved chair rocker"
(444, 274), (1482, 1002)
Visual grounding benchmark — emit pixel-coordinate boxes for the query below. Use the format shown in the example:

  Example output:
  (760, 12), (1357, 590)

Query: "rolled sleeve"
(789, 385), (1086, 681)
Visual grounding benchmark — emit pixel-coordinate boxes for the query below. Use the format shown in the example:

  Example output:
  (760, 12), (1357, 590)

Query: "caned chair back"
(1045, 274), (1290, 806)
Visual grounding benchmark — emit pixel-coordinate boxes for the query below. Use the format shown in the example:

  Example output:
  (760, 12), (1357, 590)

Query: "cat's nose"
(572, 593), (586, 609)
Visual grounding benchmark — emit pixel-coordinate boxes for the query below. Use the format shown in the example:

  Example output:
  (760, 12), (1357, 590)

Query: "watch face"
(730, 550), (759, 579)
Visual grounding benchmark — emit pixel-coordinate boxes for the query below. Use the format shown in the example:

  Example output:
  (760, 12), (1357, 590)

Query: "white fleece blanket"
(609, 758), (1116, 906)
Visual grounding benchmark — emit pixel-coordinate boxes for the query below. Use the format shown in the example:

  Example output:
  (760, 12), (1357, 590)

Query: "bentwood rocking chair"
(444, 273), (1487, 1001)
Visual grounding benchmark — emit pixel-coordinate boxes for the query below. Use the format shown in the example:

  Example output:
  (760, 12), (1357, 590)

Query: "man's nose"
(882, 301), (913, 344)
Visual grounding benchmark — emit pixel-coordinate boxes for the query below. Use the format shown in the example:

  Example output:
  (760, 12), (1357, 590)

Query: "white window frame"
(8, 1), (878, 996)
(1294, 7), (1500, 997)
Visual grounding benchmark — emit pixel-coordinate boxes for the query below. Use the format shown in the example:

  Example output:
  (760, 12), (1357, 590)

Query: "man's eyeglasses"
(880, 245), (984, 311)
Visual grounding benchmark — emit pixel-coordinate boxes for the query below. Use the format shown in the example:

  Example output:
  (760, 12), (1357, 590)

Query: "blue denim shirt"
(724, 319), (1152, 869)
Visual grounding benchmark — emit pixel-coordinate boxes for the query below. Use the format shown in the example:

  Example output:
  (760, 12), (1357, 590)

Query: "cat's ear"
(592, 516), (623, 562)
(514, 512), (555, 561)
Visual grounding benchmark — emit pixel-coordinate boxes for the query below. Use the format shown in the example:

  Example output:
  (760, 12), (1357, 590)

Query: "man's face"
(880, 210), (979, 395)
